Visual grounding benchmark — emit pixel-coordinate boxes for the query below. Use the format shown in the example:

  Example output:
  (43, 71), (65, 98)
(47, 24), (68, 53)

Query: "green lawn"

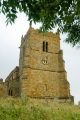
(0, 98), (80, 120)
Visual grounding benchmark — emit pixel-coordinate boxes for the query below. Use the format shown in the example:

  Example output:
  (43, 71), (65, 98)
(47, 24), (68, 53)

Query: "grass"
(0, 97), (80, 120)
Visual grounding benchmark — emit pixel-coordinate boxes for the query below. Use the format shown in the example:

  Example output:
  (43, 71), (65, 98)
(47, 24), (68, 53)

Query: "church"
(0, 27), (74, 103)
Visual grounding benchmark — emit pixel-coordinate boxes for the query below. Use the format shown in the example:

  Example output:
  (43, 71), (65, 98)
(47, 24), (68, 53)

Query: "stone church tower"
(19, 27), (73, 102)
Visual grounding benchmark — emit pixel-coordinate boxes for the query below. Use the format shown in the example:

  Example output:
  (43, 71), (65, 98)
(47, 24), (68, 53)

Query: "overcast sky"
(0, 13), (80, 104)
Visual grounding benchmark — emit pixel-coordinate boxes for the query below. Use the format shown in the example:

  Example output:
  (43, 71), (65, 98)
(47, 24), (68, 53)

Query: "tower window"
(46, 42), (48, 52)
(43, 41), (48, 52)
(43, 41), (45, 52)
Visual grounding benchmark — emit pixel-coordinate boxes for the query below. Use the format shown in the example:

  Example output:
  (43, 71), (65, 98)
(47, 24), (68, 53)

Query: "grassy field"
(0, 98), (80, 120)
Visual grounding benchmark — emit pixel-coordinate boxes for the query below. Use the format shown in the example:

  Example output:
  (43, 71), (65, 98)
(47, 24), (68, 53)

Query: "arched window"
(8, 89), (10, 96)
(8, 89), (13, 96)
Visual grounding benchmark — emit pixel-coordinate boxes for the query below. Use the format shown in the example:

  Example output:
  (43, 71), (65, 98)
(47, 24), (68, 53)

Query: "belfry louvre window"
(43, 41), (48, 52)
(46, 42), (48, 52)
(43, 41), (45, 52)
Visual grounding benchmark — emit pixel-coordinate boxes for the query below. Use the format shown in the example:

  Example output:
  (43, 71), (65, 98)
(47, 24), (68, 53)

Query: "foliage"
(0, 0), (80, 46)
(0, 98), (80, 120)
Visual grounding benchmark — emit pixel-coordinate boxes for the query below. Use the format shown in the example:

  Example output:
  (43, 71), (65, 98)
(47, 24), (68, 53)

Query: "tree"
(0, 0), (80, 46)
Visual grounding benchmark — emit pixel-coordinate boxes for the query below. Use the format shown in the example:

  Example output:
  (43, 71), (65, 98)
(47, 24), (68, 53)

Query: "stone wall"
(5, 66), (20, 97)
(19, 27), (71, 101)
(0, 27), (73, 103)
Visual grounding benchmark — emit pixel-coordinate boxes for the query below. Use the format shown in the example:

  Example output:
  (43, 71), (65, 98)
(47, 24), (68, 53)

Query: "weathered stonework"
(5, 66), (20, 97)
(0, 27), (73, 103)
(19, 27), (73, 102)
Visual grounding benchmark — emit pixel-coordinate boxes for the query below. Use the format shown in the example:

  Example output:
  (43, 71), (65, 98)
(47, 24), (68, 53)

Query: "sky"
(0, 13), (80, 104)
